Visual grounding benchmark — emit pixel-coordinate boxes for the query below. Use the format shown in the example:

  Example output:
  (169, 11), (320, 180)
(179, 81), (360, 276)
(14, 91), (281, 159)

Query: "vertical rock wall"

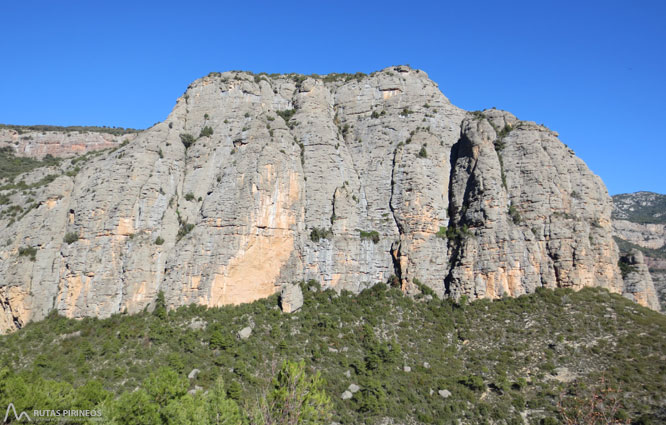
(0, 66), (658, 333)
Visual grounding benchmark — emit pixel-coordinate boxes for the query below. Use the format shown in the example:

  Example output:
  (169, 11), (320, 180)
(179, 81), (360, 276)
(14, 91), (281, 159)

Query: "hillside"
(613, 192), (666, 308)
(0, 284), (664, 424)
(613, 192), (666, 224)
(0, 66), (659, 334)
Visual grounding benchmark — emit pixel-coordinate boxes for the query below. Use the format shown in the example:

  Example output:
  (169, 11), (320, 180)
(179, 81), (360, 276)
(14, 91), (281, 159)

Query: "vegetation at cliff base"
(0, 285), (664, 424)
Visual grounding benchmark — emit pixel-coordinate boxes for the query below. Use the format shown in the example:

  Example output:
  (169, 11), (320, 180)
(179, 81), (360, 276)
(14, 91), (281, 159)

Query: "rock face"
(0, 127), (136, 158)
(0, 66), (659, 334)
(619, 250), (660, 310)
(612, 191), (666, 308)
(446, 110), (622, 300)
(279, 283), (303, 313)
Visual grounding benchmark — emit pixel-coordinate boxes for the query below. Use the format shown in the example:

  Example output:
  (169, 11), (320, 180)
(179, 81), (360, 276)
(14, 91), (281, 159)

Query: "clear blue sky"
(1, 1), (664, 195)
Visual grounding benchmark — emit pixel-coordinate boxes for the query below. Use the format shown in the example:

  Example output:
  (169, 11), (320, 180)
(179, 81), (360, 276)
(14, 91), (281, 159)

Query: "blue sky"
(1, 1), (664, 195)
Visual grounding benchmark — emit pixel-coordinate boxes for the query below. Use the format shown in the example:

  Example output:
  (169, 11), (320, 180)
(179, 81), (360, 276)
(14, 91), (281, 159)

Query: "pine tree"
(252, 360), (332, 424)
(153, 290), (167, 320)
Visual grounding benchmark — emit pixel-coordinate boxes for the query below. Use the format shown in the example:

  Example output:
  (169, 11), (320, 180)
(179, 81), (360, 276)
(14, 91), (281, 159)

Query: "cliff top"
(0, 123), (141, 136)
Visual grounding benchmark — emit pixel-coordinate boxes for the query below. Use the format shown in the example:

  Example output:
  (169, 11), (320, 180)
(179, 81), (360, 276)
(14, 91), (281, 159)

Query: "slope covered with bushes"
(1, 284), (664, 424)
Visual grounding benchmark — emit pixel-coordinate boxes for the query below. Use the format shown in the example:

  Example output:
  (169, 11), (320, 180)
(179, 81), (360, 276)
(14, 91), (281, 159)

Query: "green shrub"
(209, 330), (233, 350)
(254, 360), (332, 423)
(226, 380), (242, 401)
(357, 379), (387, 414)
(494, 125), (512, 151)
(310, 227), (333, 243)
(438, 224), (472, 241)
(180, 133), (195, 149)
(418, 145), (428, 158)
(508, 205), (521, 224)
(65, 166), (81, 177)
(199, 126), (214, 138)
(64, 232), (79, 244)
(460, 374), (485, 392)
(412, 278), (436, 298)
(177, 223), (195, 240)
(618, 258), (637, 278)
(184, 192), (195, 201)
(154, 237), (165, 245)
(18, 246), (37, 261)
(276, 109), (296, 123)
(359, 230), (380, 244)
(153, 291), (167, 320)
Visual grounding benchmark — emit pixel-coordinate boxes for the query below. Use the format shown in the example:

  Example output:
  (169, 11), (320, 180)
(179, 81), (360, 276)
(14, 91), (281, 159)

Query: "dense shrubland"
(0, 283), (664, 424)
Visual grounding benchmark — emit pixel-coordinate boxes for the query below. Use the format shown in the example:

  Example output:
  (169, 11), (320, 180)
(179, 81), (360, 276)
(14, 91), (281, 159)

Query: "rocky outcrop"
(446, 110), (622, 300)
(612, 191), (666, 309)
(619, 249), (660, 310)
(0, 127), (136, 158)
(613, 220), (666, 250)
(0, 66), (658, 333)
(280, 283), (303, 313)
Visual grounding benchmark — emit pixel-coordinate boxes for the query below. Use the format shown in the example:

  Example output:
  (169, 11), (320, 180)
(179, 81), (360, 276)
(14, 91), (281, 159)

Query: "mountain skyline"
(1, 1), (665, 195)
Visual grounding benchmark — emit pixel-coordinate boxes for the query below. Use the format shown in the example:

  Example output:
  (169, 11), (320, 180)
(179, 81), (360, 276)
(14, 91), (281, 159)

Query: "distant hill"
(612, 191), (666, 224)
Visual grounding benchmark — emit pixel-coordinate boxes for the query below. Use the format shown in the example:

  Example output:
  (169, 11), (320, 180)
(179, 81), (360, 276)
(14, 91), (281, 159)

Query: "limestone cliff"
(0, 66), (658, 333)
(0, 126), (136, 158)
(613, 191), (666, 309)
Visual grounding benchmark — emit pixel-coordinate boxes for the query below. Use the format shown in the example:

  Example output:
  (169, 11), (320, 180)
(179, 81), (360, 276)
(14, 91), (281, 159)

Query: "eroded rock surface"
(0, 128), (136, 158)
(447, 111), (622, 301)
(280, 283), (303, 313)
(620, 250), (660, 310)
(612, 191), (666, 309)
(0, 66), (658, 333)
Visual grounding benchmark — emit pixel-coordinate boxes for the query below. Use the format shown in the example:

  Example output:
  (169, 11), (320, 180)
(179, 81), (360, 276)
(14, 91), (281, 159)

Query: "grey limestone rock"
(447, 111), (623, 301)
(237, 327), (252, 340)
(438, 389), (451, 398)
(280, 283), (303, 313)
(620, 250), (660, 311)
(0, 66), (659, 334)
(348, 383), (360, 393)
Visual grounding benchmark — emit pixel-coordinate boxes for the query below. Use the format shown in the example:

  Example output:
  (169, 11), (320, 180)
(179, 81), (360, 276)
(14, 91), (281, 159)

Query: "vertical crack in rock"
(389, 143), (404, 286)
(443, 134), (468, 297)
